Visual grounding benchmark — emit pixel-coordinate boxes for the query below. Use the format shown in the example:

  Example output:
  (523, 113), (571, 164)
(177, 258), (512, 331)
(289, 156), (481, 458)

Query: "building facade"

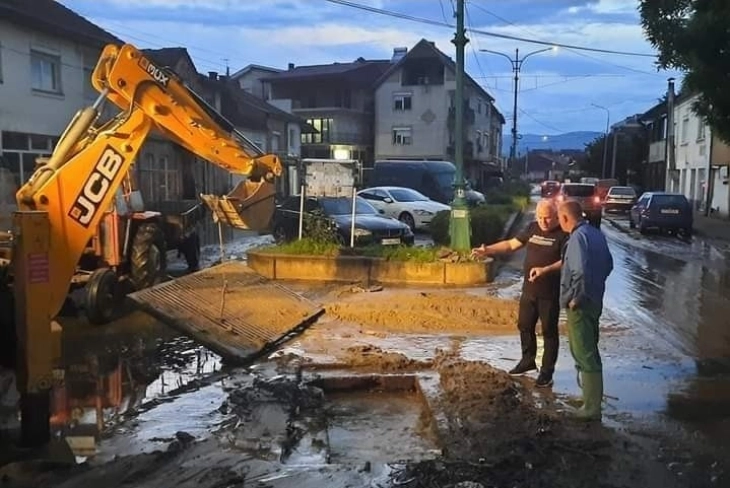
(262, 57), (391, 165)
(671, 93), (711, 210)
(639, 101), (668, 191)
(373, 40), (504, 189)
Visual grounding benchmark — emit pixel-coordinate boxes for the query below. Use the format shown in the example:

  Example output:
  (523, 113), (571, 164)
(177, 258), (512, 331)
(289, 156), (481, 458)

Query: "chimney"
(208, 71), (218, 80)
(391, 47), (407, 63)
(288, 63), (295, 70)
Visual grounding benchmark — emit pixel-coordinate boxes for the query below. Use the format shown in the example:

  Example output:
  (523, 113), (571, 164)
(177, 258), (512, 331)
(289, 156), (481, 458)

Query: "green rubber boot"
(575, 372), (603, 421)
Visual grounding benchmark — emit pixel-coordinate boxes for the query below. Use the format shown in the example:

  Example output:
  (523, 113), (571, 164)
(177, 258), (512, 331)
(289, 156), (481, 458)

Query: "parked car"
(271, 195), (415, 246)
(556, 183), (602, 227)
(629, 192), (693, 236)
(357, 186), (450, 231)
(367, 160), (485, 207)
(541, 180), (561, 198)
(604, 186), (638, 214)
(595, 178), (619, 203)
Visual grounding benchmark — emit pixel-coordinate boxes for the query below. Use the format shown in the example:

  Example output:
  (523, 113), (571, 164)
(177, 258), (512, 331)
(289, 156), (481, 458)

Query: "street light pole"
(449, 0), (470, 252)
(480, 46), (556, 178)
(591, 103), (610, 178)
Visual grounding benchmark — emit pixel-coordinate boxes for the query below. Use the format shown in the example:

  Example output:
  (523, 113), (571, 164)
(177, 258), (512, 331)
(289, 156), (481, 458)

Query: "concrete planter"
(247, 250), (495, 286)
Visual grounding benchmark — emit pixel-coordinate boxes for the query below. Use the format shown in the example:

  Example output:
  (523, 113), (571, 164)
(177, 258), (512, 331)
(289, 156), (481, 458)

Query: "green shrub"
(485, 191), (513, 205)
(302, 210), (340, 244)
(261, 239), (442, 262)
(502, 179), (531, 197)
(429, 205), (513, 247)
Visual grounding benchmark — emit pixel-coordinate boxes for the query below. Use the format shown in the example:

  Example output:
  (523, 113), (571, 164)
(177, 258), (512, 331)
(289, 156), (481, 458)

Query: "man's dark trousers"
(517, 293), (560, 373)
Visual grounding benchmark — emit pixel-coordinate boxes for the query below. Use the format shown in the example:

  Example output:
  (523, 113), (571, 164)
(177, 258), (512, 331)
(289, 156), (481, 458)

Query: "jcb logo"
(138, 56), (170, 87)
(69, 146), (124, 228)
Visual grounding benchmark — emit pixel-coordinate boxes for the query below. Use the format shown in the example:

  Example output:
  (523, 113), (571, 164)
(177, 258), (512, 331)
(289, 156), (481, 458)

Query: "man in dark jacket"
(471, 199), (568, 387)
(558, 200), (613, 421)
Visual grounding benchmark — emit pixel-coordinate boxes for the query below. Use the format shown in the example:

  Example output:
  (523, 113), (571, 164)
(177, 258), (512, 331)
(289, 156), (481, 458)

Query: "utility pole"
(449, 0), (470, 252)
(611, 131), (619, 179)
(665, 77), (676, 191)
(511, 48), (519, 176)
(480, 46), (556, 178)
(591, 103), (610, 178)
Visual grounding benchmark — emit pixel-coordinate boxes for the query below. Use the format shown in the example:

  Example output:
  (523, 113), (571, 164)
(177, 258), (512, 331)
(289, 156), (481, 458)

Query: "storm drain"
(128, 262), (324, 364)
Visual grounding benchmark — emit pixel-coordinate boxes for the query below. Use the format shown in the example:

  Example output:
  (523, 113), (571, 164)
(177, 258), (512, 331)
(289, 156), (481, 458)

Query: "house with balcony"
(672, 93), (711, 209)
(639, 101), (668, 191)
(261, 57), (392, 165)
(0, 0), (121, 200)
(230, 64), (281, 100)
(372, 39), (504, 190)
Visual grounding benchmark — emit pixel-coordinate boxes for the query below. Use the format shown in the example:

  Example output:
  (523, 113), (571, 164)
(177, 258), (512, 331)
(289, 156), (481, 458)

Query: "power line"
(323, 0), (657, 57)
(518, 108), (569, 134)
(468, 2), (663, 77)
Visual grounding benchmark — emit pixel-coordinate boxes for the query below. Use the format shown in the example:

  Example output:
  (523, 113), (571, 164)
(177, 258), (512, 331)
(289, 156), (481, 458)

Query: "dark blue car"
(629, 192), (693, 236)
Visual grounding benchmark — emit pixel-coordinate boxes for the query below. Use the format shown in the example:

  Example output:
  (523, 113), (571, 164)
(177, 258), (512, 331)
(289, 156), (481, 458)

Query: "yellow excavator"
(0, 43), (282, 447)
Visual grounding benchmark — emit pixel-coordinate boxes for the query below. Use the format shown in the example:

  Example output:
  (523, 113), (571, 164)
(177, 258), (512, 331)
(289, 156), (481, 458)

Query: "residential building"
(372, 39), (504, 189)
(520, 151), (570, 182)
(605, 114), (645, 187)
(671, 93), (711, 210)
(230, 64), (281, 100)
(261, 56), (392, 164)
(0, 0), (121, 191)
(708, 134), (730, 217)
(639, 101), (668, 191)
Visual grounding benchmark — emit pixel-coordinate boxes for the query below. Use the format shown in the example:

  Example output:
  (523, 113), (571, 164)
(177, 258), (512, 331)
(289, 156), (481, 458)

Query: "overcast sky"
(61, 0), (681, 136)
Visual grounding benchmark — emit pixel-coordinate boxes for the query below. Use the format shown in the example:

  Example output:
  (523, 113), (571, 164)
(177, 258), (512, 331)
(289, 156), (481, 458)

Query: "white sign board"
(302, 159), (358, 197)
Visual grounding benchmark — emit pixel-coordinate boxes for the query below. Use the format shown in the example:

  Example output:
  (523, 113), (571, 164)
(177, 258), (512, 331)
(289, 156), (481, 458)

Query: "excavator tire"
(85, 267), (118, 325)
(130, 222), (167, 291)
(0, 280), (16, 369)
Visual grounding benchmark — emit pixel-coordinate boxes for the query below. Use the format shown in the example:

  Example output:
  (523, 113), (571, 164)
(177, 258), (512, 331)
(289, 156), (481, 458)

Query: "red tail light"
(593, 196), (601, 204)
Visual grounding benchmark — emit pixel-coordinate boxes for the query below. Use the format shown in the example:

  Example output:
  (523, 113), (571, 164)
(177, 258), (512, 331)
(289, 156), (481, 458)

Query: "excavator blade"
(127, 262), (324, 364)
(199, 179), (276, 231)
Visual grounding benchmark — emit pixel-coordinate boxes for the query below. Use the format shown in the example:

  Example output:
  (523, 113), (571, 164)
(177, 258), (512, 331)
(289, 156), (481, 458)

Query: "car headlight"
(413, 209), (434, 216)
(353, 228), (372, 237)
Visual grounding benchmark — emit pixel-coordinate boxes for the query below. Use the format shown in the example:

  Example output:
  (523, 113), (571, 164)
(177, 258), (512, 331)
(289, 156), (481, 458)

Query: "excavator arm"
(15, 43), (282, 322)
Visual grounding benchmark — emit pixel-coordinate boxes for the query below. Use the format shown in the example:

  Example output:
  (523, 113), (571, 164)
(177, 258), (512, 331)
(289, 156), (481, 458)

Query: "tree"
(583, 130), (648, 187)
(640, 0), (730, 142)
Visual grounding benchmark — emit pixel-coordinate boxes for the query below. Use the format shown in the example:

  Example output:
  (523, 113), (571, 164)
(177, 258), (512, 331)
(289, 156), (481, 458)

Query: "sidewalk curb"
(604, 217), (628, 234)
(500, 208), (525, 241)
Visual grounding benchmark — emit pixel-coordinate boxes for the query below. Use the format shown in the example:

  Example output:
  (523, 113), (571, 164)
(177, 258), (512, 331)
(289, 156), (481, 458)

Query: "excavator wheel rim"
(85, 267), (118, 325)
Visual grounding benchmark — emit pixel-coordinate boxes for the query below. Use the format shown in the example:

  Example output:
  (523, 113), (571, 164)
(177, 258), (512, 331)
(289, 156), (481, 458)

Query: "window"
(681, 116), (689, 143)
(697, 119), (706, 140)
(393, 93), (412, 111)
(302, 118), (332, 144)
(392, 127), (412, 145)
(31, 50), (62, 93)
(0, 41), (4, 84)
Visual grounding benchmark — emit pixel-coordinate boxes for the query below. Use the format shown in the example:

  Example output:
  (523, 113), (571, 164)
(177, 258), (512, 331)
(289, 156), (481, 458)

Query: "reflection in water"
(48, 324), (221, 457)
(605, 234), (730, 369)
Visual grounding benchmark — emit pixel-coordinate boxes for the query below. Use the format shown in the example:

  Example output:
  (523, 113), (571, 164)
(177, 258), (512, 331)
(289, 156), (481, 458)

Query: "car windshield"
(320, 197), (377, 216)
(389, 188), (429, 202)
(562, 185), (595, 197)
(652, 194), (688, 207)
(609, 187), (636, 196)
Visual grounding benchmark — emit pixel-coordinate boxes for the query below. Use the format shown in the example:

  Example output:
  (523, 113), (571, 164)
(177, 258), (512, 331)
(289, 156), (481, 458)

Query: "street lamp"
(480, 46), (557, 177)
(591, 103), (610, 178)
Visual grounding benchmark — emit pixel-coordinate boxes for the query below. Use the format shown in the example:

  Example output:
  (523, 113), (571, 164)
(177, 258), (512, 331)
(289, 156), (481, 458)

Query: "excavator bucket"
(199, 178), (276, 231)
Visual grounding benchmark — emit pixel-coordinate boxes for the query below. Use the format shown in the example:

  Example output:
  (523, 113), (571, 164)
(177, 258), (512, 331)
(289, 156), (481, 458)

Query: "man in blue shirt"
(558, 200), (613, 421)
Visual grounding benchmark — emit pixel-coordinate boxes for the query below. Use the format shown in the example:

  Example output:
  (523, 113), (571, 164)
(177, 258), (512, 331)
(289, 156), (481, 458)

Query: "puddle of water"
(1, 312), (224, 460)
(326, 391), (438, 465)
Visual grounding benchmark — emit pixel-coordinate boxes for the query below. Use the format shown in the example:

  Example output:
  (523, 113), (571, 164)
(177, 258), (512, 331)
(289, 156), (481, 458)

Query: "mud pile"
(393, 356), (646, 488)
(325, 291), (519, 333)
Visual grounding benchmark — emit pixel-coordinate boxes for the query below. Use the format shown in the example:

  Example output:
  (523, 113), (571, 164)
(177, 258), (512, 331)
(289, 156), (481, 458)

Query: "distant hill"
(502, 131), (602, 157)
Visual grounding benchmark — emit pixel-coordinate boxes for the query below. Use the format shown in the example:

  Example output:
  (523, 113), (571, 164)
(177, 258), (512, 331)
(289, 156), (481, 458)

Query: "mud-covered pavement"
(3, 217), (730, 487)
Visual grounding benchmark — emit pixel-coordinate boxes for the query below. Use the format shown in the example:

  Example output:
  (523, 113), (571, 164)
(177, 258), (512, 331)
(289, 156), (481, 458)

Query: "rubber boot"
(575, 372), (603, 421)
